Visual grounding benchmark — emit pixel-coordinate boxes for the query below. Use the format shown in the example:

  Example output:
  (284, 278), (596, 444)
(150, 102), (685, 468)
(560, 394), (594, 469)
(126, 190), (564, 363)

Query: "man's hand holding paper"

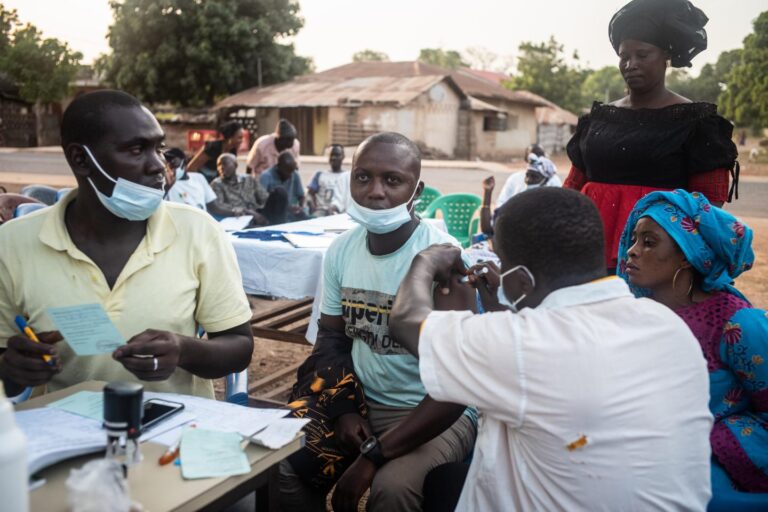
(113, 328), (184, 381)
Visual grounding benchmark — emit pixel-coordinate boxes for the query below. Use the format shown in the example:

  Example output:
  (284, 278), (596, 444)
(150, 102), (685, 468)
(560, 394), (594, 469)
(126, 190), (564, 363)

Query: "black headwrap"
(276, 118), (298, 139)
(609, 0), (708, 68)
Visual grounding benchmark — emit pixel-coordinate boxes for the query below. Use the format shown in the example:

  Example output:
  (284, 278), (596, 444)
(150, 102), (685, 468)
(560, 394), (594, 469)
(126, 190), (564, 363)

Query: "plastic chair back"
(423, 193), (483, 248)
(414, 186), (441, 215)
(197, 324), (249, 406)
(56, 188), (73, 202)
(225, 370), (249, 406)
(14, 203), (48, 217)
(0, 194), (42, 224)
(20, 185), (58, 206)
(468, 209), (481, 240)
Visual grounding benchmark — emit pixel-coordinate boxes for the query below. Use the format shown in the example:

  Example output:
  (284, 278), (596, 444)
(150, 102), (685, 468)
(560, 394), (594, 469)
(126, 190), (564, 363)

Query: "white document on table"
(219, 215), (253, 231)
(282, 232), (338, 249)
(15, 408), (106, 475)
(143, 392), (290, 444)
(248, 418), (309, 449)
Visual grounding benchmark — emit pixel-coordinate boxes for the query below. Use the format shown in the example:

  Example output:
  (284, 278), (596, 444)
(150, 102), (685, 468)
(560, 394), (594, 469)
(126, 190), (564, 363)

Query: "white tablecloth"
(229, 214), (446, 343)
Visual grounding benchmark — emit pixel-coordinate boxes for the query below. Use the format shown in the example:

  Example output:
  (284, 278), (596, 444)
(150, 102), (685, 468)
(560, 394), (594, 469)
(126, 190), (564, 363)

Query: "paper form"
(46, 304), (125, 356)
(219, 215), (254, 232)
(47, 390), (103, 421)
(180, 428), (250, 479)
(143, 391), (289, 438)
(248, 418), (309, 449)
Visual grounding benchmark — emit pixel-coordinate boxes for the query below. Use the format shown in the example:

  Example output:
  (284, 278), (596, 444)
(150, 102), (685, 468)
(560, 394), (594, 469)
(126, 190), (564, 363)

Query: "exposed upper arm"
(206, 320), (253, 340)
(186, 146), (209, 172)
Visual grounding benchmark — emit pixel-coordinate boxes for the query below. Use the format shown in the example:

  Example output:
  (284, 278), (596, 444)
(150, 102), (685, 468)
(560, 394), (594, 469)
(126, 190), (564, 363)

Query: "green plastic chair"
(414, 186), (442, 215)
(468, 210), (481, 241)
(423, 193), (483, 248)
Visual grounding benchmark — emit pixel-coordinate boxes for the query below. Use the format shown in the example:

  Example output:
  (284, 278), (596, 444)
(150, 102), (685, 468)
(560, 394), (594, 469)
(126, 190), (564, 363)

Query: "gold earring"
(672, 268), (693, 298)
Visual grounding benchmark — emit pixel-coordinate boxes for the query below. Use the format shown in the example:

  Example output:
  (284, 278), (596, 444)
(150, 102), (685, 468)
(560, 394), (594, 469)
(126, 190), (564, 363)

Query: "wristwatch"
(359, 435), (388, 468)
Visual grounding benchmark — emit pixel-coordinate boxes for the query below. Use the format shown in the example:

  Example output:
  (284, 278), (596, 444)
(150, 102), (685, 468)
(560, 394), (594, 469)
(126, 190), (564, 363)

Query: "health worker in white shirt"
(390, 187), (714, 512)
(163, 147), (230, 217)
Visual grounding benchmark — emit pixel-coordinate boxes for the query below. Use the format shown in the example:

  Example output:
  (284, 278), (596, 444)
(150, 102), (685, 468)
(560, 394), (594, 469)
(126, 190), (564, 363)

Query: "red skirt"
(581, 182), (671, 271)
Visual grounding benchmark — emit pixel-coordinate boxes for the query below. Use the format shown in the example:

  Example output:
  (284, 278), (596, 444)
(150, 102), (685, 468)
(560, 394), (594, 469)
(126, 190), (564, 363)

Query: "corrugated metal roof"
(216, 61), (549, 110)
(217, 73), (450, 109)
(468, 96), (504, 112)
(512, 90), (579, 126)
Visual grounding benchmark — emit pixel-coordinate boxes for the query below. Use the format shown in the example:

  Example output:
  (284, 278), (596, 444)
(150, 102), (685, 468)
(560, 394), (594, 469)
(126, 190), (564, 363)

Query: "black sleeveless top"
(566, 102), (737, 188)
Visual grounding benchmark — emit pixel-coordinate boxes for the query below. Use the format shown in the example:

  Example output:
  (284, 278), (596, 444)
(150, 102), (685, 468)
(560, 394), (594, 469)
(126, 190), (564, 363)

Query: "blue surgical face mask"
(174, 166), (185, 180)
(497, 265), (536, 313)
(83, 145), (164, 221)
(347, 183), (420, 234)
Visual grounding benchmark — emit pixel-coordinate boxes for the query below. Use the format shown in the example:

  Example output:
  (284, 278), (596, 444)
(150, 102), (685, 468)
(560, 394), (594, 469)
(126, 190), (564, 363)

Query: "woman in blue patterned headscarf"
(617, 189), (768, 495)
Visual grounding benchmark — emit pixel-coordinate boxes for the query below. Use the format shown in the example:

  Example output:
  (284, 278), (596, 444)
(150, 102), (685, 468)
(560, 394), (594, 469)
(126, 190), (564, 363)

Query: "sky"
(3, 0), (766, 76)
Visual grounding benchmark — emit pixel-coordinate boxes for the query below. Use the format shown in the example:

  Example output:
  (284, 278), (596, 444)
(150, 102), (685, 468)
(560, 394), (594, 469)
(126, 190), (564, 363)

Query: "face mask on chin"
(346, 183), (420, 234)
(82, 145), (165, 221)
(496, 265), (536, 313)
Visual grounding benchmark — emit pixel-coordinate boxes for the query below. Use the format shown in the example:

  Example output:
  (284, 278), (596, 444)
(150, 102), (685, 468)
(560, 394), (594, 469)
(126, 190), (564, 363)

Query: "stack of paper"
(15, 408), (106, 475)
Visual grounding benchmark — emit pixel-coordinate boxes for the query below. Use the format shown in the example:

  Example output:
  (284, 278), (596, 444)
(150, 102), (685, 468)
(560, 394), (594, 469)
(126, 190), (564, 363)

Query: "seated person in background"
(307, 144), (350, 216)
(186, 121), (244, 183)
(163, 147), (229, 217)
(617, 189), (768, 493)
(0, 90), (254, 399)
(279, 132), (477, 512)
(480, 144), (561, 237)
(390, 187), (713, 511)
(211, 153), (289, 226)
(260, 151), (309, 223)
(246, 118), (300, 175)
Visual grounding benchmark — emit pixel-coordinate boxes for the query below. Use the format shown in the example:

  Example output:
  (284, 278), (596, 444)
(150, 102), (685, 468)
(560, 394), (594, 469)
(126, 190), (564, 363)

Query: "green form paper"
(180, 428), (250, 479)
(47, 390), (103, 421)
(46, 303), (125, 356)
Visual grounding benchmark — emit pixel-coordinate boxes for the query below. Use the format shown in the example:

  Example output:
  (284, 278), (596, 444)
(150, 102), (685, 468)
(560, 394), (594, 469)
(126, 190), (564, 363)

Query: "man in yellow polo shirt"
(0, 90), (254, 399)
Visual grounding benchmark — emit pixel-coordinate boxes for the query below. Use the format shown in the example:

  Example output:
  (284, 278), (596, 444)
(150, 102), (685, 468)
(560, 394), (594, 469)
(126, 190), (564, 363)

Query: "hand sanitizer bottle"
(0, 387), (29, 512)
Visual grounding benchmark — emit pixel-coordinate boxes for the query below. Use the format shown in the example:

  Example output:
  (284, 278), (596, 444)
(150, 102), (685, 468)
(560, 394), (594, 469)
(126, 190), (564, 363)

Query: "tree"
(720, 11), (768, 130)
(506, 37), (587, 113)
(352, 49), (389, 62)
(418, 48), (467, 69)
(464, 46), (514, 74)
(581, 66), (625, 106)
(99, 0), (313, 107)
(665, 49), (741, 104)
(0, 4), (82, 144)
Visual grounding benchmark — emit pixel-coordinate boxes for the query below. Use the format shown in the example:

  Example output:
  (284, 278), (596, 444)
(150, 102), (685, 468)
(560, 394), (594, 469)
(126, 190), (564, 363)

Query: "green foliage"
(352, 49), (389, 62)
(581, 66), (625, 105)
(0, 4), (82, 103)
(418, 48), (467, 70)
(665, 49), (741, 104)
(99, 0), (313, 107)
(506, 37), (587, 114)
(720, 11), (768, 129)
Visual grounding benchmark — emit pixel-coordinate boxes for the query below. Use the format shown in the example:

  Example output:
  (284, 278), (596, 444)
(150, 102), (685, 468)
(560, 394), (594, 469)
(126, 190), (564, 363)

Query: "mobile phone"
(141, 398), (184, 431)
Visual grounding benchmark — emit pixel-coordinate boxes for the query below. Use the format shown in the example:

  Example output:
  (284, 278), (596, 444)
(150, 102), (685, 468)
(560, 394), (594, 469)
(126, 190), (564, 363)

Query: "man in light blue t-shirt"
(279, 133), (477, 512)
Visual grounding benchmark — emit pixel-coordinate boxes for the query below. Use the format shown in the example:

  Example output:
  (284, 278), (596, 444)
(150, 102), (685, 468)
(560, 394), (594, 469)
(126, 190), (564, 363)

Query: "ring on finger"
(153, 357), (158, 372)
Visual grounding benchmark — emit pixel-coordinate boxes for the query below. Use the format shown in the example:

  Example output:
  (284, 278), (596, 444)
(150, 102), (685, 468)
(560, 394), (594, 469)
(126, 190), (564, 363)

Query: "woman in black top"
(564, 0), (738, 272)
(187, 121), (244, 182)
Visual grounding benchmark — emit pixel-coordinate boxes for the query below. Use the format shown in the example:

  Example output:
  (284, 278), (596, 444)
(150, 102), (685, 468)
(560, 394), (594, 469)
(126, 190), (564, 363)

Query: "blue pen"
(14, 315), (54, 365)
